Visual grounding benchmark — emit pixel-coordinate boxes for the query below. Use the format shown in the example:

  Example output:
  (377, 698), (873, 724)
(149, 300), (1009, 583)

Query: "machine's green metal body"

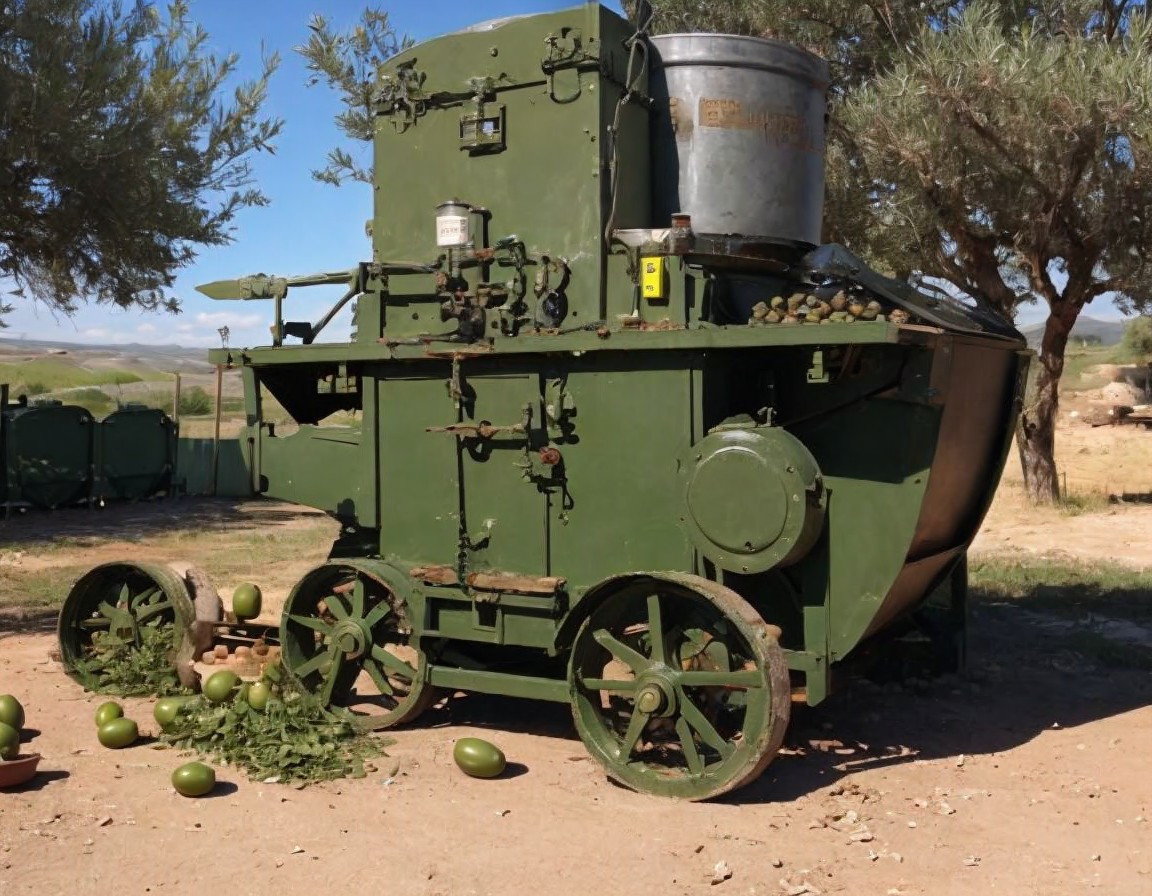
(200, 4), (1028, 799)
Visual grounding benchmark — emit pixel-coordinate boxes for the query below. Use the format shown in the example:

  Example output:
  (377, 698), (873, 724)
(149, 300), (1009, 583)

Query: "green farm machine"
(57, 4), (1028, 799)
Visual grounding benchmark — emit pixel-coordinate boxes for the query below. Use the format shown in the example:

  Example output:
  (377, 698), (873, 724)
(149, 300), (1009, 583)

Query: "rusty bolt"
(538, 447), (562, 466)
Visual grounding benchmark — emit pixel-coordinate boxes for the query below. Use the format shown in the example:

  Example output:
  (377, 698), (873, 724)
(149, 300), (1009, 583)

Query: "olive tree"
(1123, 316), (1152, 359)
(0, 0), (281, 318)
(633, 0), (1152, 503)
(296, 6), (411, 186)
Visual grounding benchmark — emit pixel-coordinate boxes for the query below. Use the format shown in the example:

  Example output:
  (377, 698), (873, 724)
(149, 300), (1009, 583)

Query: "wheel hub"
(331, 618), (369, 658)
(635, 674), (677, 718)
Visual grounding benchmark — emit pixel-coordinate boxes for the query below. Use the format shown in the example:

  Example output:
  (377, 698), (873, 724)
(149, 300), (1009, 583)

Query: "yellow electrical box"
(640, 256), (667, 301)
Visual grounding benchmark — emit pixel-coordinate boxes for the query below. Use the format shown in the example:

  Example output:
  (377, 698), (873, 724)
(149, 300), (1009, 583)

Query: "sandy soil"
(1, 420), (1151, 896)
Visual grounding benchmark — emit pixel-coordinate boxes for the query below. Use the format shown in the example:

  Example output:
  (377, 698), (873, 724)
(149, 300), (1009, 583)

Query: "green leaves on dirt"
(160, 689), (389, 784)
(71, 623), (189, 697)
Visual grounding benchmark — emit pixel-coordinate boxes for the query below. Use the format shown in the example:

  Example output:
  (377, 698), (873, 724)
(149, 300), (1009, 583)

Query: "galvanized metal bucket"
(649, 33), (829, 246)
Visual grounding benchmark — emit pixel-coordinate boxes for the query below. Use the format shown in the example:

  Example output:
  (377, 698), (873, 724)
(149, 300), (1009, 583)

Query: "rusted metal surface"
(411, 565), (459, 586)
(426, 421), (526, 439)
(465, 571), (567, 595)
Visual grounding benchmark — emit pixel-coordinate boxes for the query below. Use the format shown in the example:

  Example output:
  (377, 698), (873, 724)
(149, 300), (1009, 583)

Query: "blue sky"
(1, 0), (1129, 346)
(4, 0), (624, 348)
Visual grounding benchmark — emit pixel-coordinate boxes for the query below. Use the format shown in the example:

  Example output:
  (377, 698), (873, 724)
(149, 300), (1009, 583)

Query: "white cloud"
(80, 327), (116, 340)
(136, 323), (158, 334)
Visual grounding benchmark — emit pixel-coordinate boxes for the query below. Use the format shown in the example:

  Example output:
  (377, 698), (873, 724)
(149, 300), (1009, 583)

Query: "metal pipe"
(211, 364), (223, 496)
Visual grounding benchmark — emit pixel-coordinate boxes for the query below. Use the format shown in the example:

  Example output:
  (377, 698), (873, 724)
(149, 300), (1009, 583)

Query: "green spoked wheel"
(57, 562), (195, 692)
(280, 561), (434, 728)
(569, 573), (791, 801)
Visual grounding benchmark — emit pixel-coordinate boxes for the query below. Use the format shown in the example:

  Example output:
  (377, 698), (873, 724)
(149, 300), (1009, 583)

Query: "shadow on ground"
(0, 608), (58, 639)
(397, 601), (1152, 805)
(0, 497), (330, 546)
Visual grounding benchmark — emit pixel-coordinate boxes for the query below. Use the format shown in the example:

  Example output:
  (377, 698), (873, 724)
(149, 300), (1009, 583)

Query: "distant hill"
(0, 335), (211, 373)
(1018, 316), (1130, 350)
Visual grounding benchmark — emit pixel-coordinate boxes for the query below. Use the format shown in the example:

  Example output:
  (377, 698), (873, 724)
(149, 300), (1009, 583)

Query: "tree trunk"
(1017, 310), (1075, 503)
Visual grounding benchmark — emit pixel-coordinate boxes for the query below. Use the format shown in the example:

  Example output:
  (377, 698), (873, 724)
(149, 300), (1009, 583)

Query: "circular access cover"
(687, 445), (788, 554)
(680, 427), (825, 574)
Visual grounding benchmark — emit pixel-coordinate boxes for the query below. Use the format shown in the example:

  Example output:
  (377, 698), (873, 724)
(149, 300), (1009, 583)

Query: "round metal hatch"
(680, 427), (825, 574)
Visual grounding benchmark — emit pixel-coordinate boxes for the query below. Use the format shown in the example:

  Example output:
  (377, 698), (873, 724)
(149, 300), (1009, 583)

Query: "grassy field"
(0, 358), (146, 395)
(970, 556), (1152, 670)
(0, 505), (335, 615)
(971, 556), (1151, 623)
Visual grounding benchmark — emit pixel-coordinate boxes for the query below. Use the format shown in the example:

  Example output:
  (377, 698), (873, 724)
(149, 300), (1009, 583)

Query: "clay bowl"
(0, 753), (41, 788)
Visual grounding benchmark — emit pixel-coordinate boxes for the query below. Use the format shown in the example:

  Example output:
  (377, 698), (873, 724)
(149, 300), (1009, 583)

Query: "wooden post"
(172, 372), (182, 425)
(211, 364), (223, 496)
(1, 383), (8, 519)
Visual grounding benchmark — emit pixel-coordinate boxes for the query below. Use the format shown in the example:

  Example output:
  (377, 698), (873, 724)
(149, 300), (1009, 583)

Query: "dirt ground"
(2, 421), (1151, 895)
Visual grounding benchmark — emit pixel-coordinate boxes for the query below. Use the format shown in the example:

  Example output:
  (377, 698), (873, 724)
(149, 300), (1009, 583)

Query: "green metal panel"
(258, 425), (365, 520)
(544, 355), (698, 583)
(97, 406), (176, 501)
(175, 437), (253, 497)
(369, 4), (648, 342)
(3, 402), (94, 509)
(376, 370), (460, 565)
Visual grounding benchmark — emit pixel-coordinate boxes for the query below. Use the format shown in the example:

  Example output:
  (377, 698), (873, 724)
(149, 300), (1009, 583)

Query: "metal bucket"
(648, 34), (829, 246)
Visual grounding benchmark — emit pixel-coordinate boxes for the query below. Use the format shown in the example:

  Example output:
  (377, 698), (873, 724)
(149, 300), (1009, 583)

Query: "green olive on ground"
(172, 761), (216, 797)
(452, 737), (507, 779)
(97, 717), (139, 749)
(202, 670), (240, 704)
(231, 583), (262, 621)
(0, 694), (25, 730)
(94, 701), (123, 727)
(246, 681), (272, 711)
(153, 697), (192, 731)
(0, 721), (19, 760)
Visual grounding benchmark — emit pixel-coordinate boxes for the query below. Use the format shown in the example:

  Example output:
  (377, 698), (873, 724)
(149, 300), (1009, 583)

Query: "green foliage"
(0, 360), (143, 392)
(971, 555), (1152, 670)
(840, 5), (1152, 320)
(178, 385), (213, 416)
(0, 0), (282, 315)
(640, 1), (1152, 502)
(71, 623), (189, 697)
(162, 688), (388, 783)
(970, 556), (1152, 624)
(1122, 316), (1152, 359)
(67, 387), (115, 416)
(0, 563), (93, 611)
(626, 0), (947, 87)
(297, 6), (411, 185)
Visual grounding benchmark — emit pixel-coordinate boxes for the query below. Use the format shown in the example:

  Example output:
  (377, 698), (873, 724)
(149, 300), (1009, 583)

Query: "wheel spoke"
(78, 617), (112, 630)
(97, 601), (121, 620)
(678, 669), (763, 689)
(646, 594), (666, 665)
(363, 657), (396, 697)
(292, 651), (330, 679)
(363, 601), (392, 629)
(592, 629), (649, 673)
(679, 692), (735, 759)
(324, 593), (350, 621)
(617, 707), (651, 760)
(135, 598), (173, 624)
(287, 613), (334, 636)
(579, 677), (639, 693)
(130, 587), (160, 610)
(675, 715), (705, 775)
(318, 649), (346, 706)
(371, 644), (417, 680)
(349, 578), (366, 618)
